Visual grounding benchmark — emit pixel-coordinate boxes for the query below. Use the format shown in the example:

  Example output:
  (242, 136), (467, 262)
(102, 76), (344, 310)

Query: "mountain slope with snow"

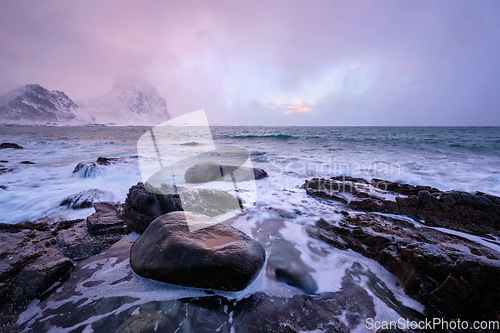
(78, 78), (171, 125)
(0, 79), (171, 126)
(0, 84), (94, 125)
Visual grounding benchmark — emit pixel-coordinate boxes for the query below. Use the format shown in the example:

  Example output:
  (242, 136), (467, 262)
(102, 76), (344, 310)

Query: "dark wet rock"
(72, 162), (100, 178)
(231, 293), (350, 333)
(0, 143), (23, 149)
(275, 267), (318, 295)
(130, 211), (266, 291)
(304, 177), (364, 194)
(60, 188), (112, 209)
(0, 225), (74, 322)
(0, 160), (8, 163)
(10, 258), (73, 311)
(0, 167), (15, 175)
(55, 219), (123, 259)
(244, 218), (321, 295)
(354, 190), (500, 236)
(96, 156), (119, 165)
(306, 213), (500, 321)
(87, 202), (127, 235)
(370, 178), (440, 196)
(304, 177), (500, 236)
(147, 262), (401, 332)
(264, 206), (299, 219)
(266, 236), (318, 294)
(304, 187), (349, 204)
(184, 162), (268, 183)
(123, 182), (182, 233)
(252, 167), (268, 180)
(0, 218), (128, 329)
(20, 161), (35, 165)
(124, 182), (244, 233)
(20, 236), (428, 333)
(0, 186), (6, 190)
(72, 157), (120, 178)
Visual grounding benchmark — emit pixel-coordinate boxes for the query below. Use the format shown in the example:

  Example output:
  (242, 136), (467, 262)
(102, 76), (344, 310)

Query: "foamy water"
(2, 125), (499, 331)
(1, 126), (499, 225)
(18, 214), (424, 332)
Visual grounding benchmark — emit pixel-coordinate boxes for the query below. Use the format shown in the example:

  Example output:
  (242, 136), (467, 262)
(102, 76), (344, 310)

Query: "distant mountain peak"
(79, 78), (171, 125)
(0, 84), (81, 124)
(0, 79), (171, 126)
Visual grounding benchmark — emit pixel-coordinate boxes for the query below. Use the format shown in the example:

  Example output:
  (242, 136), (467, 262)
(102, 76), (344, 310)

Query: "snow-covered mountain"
(78, 78), (171, 125)
(0, 79), (171, 126)
(0, 84), (93, 125)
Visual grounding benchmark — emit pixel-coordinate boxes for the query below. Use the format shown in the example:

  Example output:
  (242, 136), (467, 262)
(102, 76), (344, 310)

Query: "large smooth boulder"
(184, 163), (268, 183)
(130, 211), (266, 291)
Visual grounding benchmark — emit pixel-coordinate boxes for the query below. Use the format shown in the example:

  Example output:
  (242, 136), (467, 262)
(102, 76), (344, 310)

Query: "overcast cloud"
(1, 0), (499, 125)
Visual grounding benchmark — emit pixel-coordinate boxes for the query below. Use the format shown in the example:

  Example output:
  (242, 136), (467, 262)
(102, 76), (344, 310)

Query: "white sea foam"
(4, 126), (499, 331)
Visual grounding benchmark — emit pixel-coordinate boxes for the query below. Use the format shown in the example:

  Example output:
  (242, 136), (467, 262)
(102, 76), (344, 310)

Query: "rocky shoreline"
(1, 170), (500, 332)
(303, 176), (500, 323)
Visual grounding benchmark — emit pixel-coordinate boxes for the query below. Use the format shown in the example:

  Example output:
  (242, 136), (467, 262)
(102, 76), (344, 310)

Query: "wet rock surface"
(130, 211), (266, 291)
(72, 156), (121, 178)
(18, 242), (424, 333)
(260, 220), (319, 295)
(0, 210), (132, 330)
(55, 219), (123, 259)
(123, 182), (183, 233)
(87, 201), (128, 235)
(96, 156), (119, 165)
(0, 224), (75, 330)
(304, 176), (500, 236)
(306, 212), (500, 321)
(4, 176), (500, 332)
(60, 188), (113, 209)
(10, 258), (73, 311)
(231, 262), (423, 333)
(72, 161), (100, 178)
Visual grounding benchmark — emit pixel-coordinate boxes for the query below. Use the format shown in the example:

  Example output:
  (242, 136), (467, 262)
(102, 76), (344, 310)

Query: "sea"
(1, 125), (500, 332)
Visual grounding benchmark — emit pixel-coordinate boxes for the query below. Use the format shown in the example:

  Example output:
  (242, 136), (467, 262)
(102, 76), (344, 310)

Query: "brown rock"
(306, 213), (500, 321)
(130, 211), (266, 291)
(87, 202), (127, 235)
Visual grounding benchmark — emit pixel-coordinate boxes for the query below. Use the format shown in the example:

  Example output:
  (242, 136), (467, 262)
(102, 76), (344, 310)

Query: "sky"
(1, 0), (500, 126)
